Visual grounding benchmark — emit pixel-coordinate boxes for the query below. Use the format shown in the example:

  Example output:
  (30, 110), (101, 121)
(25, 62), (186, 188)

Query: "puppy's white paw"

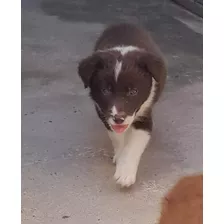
(114, 162), (137, 187)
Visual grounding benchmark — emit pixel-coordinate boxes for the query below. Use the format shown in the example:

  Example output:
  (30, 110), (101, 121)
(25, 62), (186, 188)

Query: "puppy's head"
(78, 50), (164, 133)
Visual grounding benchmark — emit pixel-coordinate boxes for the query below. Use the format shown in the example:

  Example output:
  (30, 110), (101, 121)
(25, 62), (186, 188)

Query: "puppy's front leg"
(114, 128), (151, 187)
(108, 131), (125, 164)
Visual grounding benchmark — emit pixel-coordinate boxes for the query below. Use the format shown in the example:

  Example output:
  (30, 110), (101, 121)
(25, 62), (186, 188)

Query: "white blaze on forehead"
(114, 60), (122, 81)
(98, 45), (143, 55)
(112, 46), (142, 82)
(111, 46), (142, 55)
(97, 46), (143, 82)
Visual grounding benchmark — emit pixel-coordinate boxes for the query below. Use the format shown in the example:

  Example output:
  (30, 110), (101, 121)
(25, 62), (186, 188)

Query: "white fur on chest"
(136, 77), (157, 117)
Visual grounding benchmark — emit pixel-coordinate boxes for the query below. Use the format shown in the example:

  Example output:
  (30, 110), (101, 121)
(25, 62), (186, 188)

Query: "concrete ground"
(22, 0), (203, 223)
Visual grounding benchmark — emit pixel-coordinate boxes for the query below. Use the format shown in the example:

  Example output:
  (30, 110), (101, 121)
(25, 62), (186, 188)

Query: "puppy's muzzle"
(112, 113), (126, 124)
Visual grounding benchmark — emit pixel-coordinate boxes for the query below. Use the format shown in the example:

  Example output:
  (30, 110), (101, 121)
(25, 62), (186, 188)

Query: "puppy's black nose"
(113, 115), (125, 124)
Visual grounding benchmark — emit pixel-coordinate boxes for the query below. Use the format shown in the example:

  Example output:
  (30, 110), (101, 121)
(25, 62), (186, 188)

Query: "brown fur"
(158, 174), (203, 224)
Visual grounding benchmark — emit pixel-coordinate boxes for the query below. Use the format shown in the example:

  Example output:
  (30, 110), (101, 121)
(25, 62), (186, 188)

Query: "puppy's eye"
(127, 88), (138, 96)
(102, 86), (112, 95)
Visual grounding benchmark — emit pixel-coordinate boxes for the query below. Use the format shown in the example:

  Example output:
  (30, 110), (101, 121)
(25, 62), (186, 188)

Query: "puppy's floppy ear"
(137, 51), (167, 99)
(78, 52), (115, 88)
(137, 51), (167, 84)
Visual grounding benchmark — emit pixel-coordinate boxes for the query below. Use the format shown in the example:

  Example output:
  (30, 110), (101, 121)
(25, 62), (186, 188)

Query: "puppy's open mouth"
(111, 124), (129, 133)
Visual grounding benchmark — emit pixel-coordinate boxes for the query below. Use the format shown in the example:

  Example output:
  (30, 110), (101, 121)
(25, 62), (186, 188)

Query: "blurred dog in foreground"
(158, 174), (203, 224)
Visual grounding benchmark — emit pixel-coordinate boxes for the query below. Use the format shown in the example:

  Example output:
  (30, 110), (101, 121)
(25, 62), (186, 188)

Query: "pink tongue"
(112, 125), (128, 133)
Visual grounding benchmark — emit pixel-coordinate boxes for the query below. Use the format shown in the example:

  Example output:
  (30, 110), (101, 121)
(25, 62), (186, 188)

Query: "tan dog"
(158, 174), (203, 224)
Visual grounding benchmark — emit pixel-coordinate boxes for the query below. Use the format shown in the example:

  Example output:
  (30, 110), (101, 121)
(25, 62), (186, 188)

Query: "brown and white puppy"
(78, 23), (167, 187)
(158, 174), (203, 224)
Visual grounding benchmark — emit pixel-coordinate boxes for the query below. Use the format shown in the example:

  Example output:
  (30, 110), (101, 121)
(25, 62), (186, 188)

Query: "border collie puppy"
(78, 23), (167, 187)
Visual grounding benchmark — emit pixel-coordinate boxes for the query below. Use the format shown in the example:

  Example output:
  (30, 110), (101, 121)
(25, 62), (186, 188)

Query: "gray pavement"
(22, 0), (203, 223)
